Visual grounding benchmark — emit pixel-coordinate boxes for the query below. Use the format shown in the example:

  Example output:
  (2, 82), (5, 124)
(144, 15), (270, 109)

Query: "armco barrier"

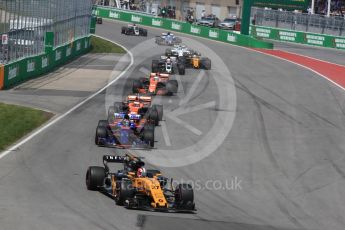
(251, 25), (345, 50)
(3, 36), (91, 89)
(94, 6), (273, 49)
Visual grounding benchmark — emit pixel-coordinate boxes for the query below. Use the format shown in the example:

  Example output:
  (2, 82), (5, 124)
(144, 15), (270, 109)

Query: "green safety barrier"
(94, 6), (273, 49)
(251, 25), (345, 50)
(3, 36), (91, 89)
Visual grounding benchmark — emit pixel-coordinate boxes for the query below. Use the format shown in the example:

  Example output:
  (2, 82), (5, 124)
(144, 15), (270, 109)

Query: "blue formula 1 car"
(155, 32), (182, 46)
(94, 114), (155, 148)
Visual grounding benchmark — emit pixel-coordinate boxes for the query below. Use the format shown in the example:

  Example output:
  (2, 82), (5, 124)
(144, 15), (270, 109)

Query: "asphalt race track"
(0, 19), (345, 230)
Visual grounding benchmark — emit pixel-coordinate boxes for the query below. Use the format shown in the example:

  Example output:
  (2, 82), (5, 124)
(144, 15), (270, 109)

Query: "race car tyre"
(148, 109), (159, 126)
(121, 27), (126, 34)
(177, 64), (185, 75)
(108, 106), (115, 123)
(143, 129), (154, 147)
(98, 120), (108, 128)
(143, 124), (155, 134)
(170, 80), (178, 89)
(174, 183), (195, 210)
(152, 104), (163, 121)
(165, 48), (172, 57)
(178, 56), (186, 65)
(132, 79), (142, 93)
(142, 29), (147, 37)
(95, 126), (107, 145)
(166, 81), (178, 95)
(152, 60), (159, 73)
(201, 58), (211, 70)
(115, 180), (135, 206)
(86, 166), (105, 191)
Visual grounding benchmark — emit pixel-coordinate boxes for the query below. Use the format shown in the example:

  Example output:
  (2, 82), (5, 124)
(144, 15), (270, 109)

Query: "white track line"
(0, 35), (134, 160)
(160, 121), (172, 146)
(104, 19), (345, 92)
(172, 101), (216, 116)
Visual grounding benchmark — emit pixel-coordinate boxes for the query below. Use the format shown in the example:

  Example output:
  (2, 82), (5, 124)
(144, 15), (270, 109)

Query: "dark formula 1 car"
(86, 154), (196, 212)
(155, 32), (182, 46)
(165, 45), (211, 70)
(94, 118), (155, 148)
(121, 24), (147, 36)
(152, 56), (185, 75)
(132, 73), (178, 96)
(95, 95), (161, 148)
(96, 17), (103, 24)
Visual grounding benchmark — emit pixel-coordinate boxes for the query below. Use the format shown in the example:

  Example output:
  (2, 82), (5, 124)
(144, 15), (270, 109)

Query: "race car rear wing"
(103, 155), (125, 163)
(127, 95), (152, 103)
(139, 95), (152, 102)
(150, 73), (170, 79)
(103, 154), (145, 163)
(161, 33), (174, 36)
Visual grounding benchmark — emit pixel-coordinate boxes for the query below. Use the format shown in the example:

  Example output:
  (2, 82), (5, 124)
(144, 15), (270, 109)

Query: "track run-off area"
(0, 19), (345, 230)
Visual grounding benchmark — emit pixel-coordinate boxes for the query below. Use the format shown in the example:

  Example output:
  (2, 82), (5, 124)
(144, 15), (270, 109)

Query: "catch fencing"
(252, 7), (345, 37)
(0, 0), (93, 63)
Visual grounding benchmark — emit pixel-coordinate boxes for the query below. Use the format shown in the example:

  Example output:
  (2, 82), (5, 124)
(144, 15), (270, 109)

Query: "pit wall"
(0, 36), (91, 89)
(94, 6), (273, 49)
(251, 25), (345, 50)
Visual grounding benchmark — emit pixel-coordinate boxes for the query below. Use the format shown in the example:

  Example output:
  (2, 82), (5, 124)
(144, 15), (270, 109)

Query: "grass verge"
(90, 36), (126, 54)
(0, 103), (53, 151)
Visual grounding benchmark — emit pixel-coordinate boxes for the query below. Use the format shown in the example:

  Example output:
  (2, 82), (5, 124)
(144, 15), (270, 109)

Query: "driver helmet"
(137, 167), (146, 177)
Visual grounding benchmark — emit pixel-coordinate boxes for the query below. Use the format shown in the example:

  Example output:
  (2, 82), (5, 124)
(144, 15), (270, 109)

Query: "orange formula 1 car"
(132, 73), (178, 96)
(108, 95), (163, 126)
(86, 154), (196, 212)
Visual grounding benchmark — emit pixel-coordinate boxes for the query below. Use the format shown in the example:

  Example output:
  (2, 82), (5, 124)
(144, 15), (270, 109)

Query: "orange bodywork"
(191, 57), (200, 68)
(126, 95), (152, 114)
(144, 73), (170, 94)
(112, 171), (168, 208)
(133, 177), (167, 208)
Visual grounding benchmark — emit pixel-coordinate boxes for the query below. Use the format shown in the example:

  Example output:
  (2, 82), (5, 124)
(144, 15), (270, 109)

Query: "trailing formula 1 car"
(155, 32), (182, 46)
(95, 95), (161, 148)
(86, 154), (196, 212)
(132, 73), (178, 96)
(108, 95), (163, 125)
(152, 56), (185, 75)
(121, 24), (147, 36)
(165, 45), (211, 70)
(94, 117), (155, 148)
